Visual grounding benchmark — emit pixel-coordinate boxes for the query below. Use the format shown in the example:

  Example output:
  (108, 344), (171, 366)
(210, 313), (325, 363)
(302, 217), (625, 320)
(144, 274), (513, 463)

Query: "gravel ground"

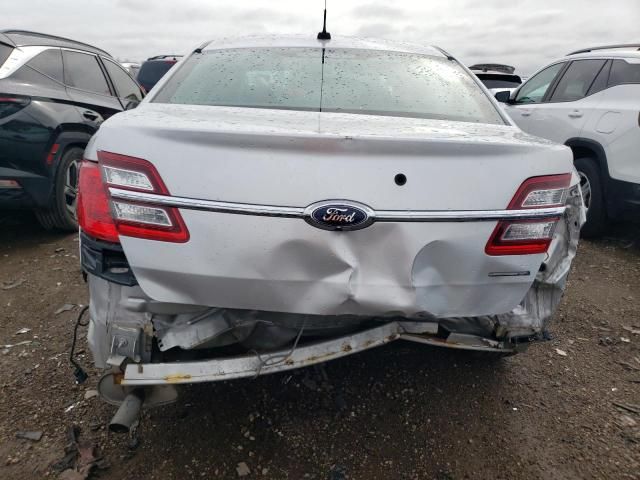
(0, 212), (639, 480)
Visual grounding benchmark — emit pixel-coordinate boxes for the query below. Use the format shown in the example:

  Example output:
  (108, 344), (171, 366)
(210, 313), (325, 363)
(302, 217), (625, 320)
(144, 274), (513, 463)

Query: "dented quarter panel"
(120, 217), (545, 317)
(88, 105), (573, 318)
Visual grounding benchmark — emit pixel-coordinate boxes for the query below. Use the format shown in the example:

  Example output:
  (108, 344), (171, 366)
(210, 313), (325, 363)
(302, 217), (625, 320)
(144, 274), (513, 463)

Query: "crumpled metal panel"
(121, 323), (403, 386)
(87, 181), (585, 369)
(121, 218), (546, 319)
(142, 180), (586, 353)
(94, 100), (574, 320)
(120, 321), (520, 387)
(440, 182), (585, 339)
(87, 276), (153, 369)
(500, 182), (585, 336)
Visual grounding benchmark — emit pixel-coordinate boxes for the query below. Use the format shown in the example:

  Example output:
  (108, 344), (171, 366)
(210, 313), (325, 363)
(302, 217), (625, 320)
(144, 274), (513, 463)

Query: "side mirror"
(124, 100), (139, 111)
(494, 90), (511, 103)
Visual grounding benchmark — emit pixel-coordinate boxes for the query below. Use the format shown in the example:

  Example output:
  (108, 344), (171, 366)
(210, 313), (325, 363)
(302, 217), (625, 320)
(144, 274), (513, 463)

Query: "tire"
(35, 146), (84, 232)
(574, 157), (607, 238)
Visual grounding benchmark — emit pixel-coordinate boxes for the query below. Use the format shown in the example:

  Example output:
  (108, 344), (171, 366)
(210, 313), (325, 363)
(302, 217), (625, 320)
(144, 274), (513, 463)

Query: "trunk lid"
(95, 104), (565, 210)
(90, 105), (573, 318)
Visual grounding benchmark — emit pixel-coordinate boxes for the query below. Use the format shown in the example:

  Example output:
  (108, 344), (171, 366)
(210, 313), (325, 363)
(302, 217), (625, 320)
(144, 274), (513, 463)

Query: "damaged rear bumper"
(84, 183), (585, 390)
(118, 322), (515, 387)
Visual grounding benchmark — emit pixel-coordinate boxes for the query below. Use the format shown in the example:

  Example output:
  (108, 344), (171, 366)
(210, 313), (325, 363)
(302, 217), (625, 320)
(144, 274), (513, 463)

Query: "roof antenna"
(317, 0), (331, 40)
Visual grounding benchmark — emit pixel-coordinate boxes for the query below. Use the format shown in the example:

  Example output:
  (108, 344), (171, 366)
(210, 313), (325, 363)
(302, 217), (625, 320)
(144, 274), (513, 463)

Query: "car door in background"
(504, 62), (565, 134)
(582, 59), (640, 184)
(530, 59), (609, 143)
(62, 50), (122, 126)
(101, 58), (144, 110)
(1, 48), (70, 177)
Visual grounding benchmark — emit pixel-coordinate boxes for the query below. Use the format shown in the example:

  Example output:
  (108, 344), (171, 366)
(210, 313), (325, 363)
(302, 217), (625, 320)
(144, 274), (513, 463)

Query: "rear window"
(0, 44), (13, 67)
(26, 49), (63, 83)
(476, 74), (522, 89)
(608, 59), (640, 86)
(550, 59), (606, 102)
(103, 59), (142, 102)
(153, 48), (505, 125)
(480, 79), (521, 89)
(137, 61), (177, 89)
(62, 50), (110, 95)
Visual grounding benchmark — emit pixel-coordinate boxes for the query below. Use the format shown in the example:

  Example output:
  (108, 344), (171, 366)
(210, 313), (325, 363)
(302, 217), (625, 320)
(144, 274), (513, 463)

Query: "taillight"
(0, 179), (21, 189)
(485, 174), (571, 256)
(0, 94), (30, 119)
(77, 160), (119, 243)
(507, 174), (570, 209)
(46, 143), (60, 165)
(99, 151), (168, 192)
(77, 152), (189, 243)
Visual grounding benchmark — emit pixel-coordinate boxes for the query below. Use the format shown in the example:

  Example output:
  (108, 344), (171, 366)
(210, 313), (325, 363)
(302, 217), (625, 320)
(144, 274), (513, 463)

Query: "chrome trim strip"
(108, 187), (566, 222)
(109, 188), (304, 218)
(374, 207), (564, 222)
(488, 271), (531, 277)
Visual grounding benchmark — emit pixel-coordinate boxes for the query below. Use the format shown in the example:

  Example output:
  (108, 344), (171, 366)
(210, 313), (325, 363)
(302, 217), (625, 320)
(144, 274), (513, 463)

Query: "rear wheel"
(574, 157), (607, 238)
(35, 146), (83, 231)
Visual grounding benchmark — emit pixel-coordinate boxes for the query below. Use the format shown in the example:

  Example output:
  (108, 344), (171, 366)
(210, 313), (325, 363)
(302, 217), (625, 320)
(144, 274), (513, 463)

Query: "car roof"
(0, 29), (110, 57)
(200, 35), (448, 58)
(563, 44), (640, 61)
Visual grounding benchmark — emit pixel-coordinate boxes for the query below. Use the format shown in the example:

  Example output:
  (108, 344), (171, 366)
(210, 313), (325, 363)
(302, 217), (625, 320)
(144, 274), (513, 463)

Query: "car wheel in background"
(35, 147), (84, 232)
(574, 157), (606, 238)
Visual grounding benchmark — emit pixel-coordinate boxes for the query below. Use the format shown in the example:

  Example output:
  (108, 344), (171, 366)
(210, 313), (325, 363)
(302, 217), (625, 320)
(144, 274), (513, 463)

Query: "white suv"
(499, 44), (640, 236)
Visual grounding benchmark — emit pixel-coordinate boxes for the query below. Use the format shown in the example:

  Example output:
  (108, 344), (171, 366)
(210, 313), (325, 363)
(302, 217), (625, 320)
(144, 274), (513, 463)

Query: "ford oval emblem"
(304, 201), (375, 231)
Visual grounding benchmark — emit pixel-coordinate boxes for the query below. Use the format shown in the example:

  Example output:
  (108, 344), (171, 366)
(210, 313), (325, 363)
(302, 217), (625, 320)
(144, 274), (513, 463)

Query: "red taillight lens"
(98, 151), (189, 243)
(485, 174), (571, 256)
(485, 218), (560, 255)
(78, 152), (189, 243)
(112, 201), (190, 242)
(46, 143), (60, 165)
(99, 151), (169, 193)
(507, 174), (571, 209)
(77, 160), (119, 243)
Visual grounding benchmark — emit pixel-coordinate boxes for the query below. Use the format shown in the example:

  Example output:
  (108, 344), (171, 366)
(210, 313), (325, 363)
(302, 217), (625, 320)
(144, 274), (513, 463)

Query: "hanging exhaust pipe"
(109, 389), (145, 433)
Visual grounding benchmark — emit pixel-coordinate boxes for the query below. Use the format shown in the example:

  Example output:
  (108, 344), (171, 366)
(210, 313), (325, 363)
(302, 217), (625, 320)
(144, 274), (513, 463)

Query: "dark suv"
(136, 55), (182, 93)
(0, 30), (144, 230)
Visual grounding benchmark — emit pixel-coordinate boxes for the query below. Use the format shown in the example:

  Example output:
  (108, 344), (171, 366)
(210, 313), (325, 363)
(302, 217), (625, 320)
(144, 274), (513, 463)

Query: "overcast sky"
(4, 0), (639, 75)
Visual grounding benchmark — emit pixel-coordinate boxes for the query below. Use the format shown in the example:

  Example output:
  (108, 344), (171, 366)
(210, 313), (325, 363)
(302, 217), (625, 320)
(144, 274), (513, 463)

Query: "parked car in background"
(121, 61), (141, 78)
(498, 44), (640, 236)
(136, 55), (182, 92)
(470, 63), (522, 95)
(0, 30), (144, 230)
(77, 35), (583, 428)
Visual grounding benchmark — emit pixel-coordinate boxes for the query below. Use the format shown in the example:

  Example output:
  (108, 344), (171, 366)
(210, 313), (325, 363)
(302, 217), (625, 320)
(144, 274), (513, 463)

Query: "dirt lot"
(1, 212), (639, 480)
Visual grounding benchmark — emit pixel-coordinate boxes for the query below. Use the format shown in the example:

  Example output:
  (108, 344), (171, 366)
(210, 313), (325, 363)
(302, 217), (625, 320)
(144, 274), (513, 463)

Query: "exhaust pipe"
(109, 389), (145, 434)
